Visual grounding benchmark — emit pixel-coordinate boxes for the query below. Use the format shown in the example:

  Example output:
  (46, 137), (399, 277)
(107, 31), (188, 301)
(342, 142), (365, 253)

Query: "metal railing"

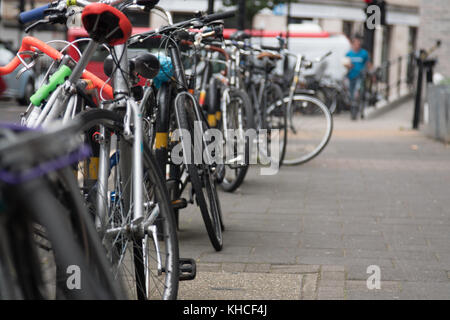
(363, 52), (417, 107)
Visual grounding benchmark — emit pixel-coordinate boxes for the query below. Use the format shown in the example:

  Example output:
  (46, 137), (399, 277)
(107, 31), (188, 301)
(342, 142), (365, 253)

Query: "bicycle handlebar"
(0, 36), (113, 99)
(19, 3), (52, 24)
(0, 36), (62, 75)
(201, 10), (235, 24)
(134, 10), (235, 43)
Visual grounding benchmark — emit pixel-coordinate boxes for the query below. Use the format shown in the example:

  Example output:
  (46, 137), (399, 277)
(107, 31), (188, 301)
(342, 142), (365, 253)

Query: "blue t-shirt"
(346, 49), (369, 80)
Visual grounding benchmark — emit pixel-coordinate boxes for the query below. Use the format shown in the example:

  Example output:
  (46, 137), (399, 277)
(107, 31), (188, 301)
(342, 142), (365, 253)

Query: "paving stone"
(317, 286), (345, 300)
(346, 280), (401, 292)
(197, 263), (222, 272)
(301, 274), (318, 300)
(296, 248), (345, 259)
(321, 265), (346, 272)
(222, 263), (246, 273)
(321, 271), (345, 281)
(244, 264), (271, 273)
(271, 264), (320, 274)
(320, 280), (345, 287)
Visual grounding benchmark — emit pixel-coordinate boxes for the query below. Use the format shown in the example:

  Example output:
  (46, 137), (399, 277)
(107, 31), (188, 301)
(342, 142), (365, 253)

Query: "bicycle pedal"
(179, 258), (196, 281)
(172, 198), (188, 210)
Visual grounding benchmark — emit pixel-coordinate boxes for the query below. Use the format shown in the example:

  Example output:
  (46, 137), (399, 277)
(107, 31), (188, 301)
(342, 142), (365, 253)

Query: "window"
(408, 27), (417, 53)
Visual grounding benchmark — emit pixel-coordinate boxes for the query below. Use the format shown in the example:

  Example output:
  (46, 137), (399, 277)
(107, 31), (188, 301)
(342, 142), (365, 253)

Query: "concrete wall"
(418, 0), (450, 78)
(425, 85), (450, 142)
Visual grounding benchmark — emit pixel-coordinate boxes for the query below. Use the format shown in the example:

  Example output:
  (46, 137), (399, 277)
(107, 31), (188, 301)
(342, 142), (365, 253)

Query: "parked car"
(0, 41), (35, 105)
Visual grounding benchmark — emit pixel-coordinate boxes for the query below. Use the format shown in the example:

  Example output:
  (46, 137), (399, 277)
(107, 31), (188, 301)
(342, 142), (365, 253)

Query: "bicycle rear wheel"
(265, 83), (288, 166)
(220, 88), (254, 193)
(283, 94), (333, 166)
(175, 95), (223, 251)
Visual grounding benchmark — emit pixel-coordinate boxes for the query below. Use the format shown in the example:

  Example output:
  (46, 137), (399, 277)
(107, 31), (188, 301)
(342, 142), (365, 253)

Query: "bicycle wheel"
(265, 83), (288, 166)
(283, 94), (333, 166)
(76, 109), (179, 300)
(220, 88), (254, 193)
(1, 172), (123, 300)
(100, 136), (179, 300)
(175, 95), (223, 251)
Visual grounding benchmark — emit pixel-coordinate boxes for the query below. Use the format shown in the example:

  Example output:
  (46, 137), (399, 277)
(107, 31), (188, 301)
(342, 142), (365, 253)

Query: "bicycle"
(182, 33), (255, 192)
(226, 36), (288, 168)
(265, 42), (334, 166)
(130, 8), (236, 251)
(10, 0), (185, 299)
(0, 120), (123, 299)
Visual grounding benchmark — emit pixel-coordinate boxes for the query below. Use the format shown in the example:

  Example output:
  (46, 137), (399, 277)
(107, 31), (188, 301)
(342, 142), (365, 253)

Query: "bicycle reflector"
(81, 3), (132, 46)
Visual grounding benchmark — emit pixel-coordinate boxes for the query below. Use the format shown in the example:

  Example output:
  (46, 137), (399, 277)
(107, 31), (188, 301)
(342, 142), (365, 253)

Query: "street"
(2, 99), (450, 299)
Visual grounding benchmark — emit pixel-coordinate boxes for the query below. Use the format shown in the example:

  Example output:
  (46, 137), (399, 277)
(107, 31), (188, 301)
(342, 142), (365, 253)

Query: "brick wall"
(418, 0), (450, 77)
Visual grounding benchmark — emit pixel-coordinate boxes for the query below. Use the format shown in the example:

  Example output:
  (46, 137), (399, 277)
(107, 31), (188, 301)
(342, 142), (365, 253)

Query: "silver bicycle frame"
(95, 43), (144, 227)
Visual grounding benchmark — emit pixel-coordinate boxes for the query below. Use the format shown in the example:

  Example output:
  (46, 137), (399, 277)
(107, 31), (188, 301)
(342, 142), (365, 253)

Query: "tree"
(223, 0), (285, 29)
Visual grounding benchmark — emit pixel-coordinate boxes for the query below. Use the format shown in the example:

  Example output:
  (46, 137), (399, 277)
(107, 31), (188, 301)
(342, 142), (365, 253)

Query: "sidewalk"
(178, 99), (450, 300)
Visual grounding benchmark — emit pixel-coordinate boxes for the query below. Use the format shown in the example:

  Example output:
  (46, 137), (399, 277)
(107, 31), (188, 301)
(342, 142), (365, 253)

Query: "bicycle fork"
(286, 54), (303, 134)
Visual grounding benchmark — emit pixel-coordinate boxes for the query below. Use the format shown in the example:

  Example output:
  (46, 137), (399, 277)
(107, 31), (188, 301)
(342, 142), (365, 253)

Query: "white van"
(224, 28), (351, 81)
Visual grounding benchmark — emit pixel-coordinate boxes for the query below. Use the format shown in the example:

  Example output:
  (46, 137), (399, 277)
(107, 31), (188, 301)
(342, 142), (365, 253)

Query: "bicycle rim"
(175, 97), (223, 251)
(221, 89), (253, 192)
(82, 126), (179, 300)
(283, 95), (333, 166)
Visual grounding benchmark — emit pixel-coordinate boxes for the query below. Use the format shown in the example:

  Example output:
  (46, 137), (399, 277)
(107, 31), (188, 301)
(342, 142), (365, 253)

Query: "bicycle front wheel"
(283, 95), (333, 166)
(77, 109), (179, 300)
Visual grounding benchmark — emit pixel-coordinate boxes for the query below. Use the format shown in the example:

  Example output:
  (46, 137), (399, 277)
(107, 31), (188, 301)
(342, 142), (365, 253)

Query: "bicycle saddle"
(81, 3), (132, 46)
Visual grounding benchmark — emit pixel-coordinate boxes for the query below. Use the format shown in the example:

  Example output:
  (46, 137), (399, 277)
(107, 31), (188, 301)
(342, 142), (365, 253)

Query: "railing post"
(397, 56), (402, 97)
(385, 61), (390, 101)
(413, 51), (424, 130)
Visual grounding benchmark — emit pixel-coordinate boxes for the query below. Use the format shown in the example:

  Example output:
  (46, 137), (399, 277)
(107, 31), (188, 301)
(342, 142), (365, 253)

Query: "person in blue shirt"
(345, 35), (371, 102)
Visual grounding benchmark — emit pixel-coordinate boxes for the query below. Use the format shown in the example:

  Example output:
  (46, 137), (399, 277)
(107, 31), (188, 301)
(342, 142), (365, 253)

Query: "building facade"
(418, 0), (450, 78)
(0, 0), (429, 89)
(256, 0), (419, 73)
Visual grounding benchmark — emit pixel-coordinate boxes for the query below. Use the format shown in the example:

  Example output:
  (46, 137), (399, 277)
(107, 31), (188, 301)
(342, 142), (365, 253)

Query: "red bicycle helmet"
(81, 3), (132, 46)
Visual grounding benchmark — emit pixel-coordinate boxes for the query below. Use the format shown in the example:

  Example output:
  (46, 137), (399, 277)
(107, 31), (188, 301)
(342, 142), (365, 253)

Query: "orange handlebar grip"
(0, 36), (113, 99)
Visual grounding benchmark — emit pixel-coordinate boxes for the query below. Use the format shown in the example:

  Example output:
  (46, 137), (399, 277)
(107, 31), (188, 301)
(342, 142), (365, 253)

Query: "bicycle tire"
(1, 172), (122, 299)
(283, 94), (333, 166)
(220, 88), (254, 193)
(74, 109), (180, 300)
(266, 83), (288, 166)
(175, 96), (223, 251)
